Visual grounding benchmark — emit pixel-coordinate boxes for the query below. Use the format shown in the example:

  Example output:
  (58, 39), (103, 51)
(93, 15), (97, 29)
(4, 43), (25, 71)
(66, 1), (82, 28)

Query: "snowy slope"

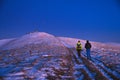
(0, 39), (15, 48)
(0, 32), (74, 80)
(58, 37), (120, 73)
(0, 32), (120, 80)
(0, 32), (65, 50)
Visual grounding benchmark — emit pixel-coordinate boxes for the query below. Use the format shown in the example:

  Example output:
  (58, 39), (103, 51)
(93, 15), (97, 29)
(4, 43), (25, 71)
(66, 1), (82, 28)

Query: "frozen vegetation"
(0, 32), (120, 80)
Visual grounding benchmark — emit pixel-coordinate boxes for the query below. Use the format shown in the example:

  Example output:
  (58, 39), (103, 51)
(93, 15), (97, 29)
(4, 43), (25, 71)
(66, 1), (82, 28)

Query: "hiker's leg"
(86, 49), (89, 59)
(89, 49), (91, 59)
(77, 50), (80, 57)
(77, 50), (79, 57)
(79, 50), (81, 57)
(87, 49), (91, 59)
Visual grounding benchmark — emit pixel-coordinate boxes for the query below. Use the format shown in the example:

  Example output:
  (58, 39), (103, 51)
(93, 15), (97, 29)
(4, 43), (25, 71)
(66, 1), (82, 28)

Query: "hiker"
(76, 40), (82, 57)
(85, 40), (92, 59)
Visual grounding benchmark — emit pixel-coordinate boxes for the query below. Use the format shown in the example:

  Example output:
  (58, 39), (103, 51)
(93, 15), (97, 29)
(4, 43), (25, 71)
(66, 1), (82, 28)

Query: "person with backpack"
(76, 40), (82, 57)
(85, 40), (92, 59)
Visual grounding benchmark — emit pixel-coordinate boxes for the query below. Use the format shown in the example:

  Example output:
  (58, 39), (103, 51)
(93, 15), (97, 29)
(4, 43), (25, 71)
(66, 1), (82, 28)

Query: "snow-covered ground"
(59, 37), (120, 73)
(0, 32), (74, 80)
(0, 32), (120, 80)
(0, 39), (15, 48)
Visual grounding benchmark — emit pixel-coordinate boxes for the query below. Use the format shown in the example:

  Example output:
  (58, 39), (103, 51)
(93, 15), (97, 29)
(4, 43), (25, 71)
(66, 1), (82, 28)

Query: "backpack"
(77, 43), (82, 50)
(85, 43), (91, 49)
(77, 43), (81, 48)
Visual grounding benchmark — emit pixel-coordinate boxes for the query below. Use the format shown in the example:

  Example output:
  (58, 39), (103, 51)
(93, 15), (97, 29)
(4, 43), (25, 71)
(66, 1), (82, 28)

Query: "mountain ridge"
(0, 32), (119, 50)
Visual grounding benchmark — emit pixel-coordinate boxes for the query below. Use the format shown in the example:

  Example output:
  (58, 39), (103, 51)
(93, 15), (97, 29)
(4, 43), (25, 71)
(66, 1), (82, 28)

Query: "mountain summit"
(0, 32), (65, 50)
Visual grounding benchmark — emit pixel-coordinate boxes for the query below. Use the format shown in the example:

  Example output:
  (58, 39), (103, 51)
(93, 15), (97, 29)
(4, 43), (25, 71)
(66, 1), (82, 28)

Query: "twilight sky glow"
(0, 0), (120, 43)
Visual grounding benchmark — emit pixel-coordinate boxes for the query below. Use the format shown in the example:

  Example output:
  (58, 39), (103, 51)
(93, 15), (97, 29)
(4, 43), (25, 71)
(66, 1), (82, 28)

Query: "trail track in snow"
(70, 48), (120, 80)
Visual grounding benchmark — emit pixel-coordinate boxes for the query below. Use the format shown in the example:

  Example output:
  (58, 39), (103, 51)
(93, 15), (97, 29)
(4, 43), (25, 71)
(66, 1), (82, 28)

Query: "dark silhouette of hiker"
(85, 40), (92, 59)
(76, 40), (82, 57)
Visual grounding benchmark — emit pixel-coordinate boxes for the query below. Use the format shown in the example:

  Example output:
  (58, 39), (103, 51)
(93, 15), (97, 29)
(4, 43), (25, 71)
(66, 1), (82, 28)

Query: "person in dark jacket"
(85, 40), (92, 59)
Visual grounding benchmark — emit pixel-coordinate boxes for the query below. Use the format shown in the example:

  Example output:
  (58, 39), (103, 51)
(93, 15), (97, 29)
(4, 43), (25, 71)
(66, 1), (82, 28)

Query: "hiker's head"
(87, 40), (89, 43)
(78, 40), (80, 42)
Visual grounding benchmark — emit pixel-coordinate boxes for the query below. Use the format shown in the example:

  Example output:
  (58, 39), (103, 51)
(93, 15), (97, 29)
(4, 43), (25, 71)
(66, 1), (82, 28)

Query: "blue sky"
(0, 0), (120, 43)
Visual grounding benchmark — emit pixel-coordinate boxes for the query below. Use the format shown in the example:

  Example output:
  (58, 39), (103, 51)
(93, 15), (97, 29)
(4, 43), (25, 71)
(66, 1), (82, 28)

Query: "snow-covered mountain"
(0, 32), (65, 50)
(0, 32), (120, 80)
